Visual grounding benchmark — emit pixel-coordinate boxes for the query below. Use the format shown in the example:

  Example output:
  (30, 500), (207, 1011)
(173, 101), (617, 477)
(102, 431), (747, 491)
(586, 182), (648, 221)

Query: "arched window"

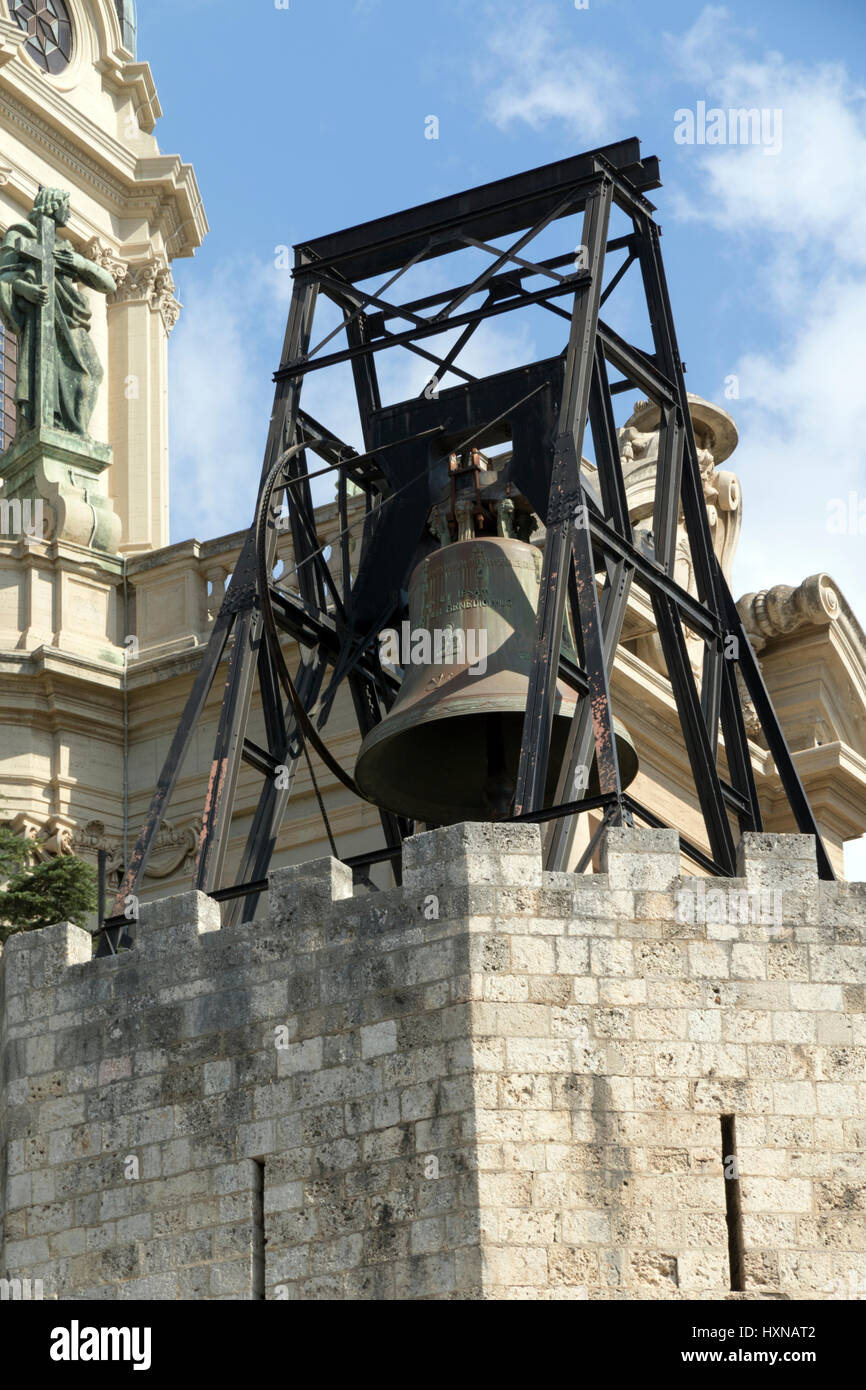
(0, 323), (17, 453)
(114, 0), (137, 58)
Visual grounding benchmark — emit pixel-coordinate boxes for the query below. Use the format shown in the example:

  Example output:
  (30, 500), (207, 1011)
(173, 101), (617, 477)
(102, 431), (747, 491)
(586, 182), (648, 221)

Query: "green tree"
(0, 832), (97, 945)
(0, 823), (31, 881)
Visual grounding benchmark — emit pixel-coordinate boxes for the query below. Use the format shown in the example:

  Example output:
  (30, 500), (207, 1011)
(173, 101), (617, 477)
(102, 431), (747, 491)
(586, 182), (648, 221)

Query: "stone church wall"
(1, 824), (864, 1300)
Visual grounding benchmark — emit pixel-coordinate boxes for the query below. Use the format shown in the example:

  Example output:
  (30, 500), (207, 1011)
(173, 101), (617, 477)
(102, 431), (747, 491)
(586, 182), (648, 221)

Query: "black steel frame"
(99, 138), (833, 952)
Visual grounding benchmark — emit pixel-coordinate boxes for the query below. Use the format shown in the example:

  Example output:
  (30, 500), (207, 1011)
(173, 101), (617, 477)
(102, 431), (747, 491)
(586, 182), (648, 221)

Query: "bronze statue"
(0, 187), (116, 438)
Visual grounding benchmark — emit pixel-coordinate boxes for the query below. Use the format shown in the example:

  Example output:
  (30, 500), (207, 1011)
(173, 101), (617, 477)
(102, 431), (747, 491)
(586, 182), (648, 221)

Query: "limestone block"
(600, 827), (681, 890)
(268, 857), (353, 930)
(402, 822), (543, 894)
(2, 921), (91, 994)
(736, 832), (819, 888)
(135, 890), (221, 954)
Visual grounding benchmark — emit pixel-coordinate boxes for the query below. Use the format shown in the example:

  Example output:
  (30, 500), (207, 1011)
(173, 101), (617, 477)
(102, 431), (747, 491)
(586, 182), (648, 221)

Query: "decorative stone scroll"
(737, 575), (841, 654)
(10, 815), (201, 887)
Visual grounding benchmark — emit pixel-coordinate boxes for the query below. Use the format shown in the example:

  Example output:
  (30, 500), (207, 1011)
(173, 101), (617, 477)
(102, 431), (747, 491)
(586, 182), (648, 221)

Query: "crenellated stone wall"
(1, 825), (865, 1300)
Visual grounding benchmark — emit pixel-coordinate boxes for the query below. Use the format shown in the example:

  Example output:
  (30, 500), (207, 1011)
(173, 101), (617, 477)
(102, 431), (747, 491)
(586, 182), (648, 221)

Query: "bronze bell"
(354, 535), (639, 825)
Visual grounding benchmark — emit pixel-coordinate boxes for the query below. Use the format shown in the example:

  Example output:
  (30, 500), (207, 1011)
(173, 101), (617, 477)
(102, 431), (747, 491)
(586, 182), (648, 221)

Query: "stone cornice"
(764, 742), (866, 851)
(125, 532), (250, 579)
(0, 145), (206, 266)
(0, 74), (207, 260)
(135, 160), (209, 261)
(94, 59), (162, 134)
(1, 74), (141, 195)
(121, 640), (208, 690)
(0, 647), (125, 689)
(0, 534), (125, 577)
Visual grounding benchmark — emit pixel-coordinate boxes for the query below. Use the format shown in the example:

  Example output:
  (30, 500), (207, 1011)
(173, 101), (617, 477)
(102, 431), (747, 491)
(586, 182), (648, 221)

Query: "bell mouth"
(353, 534), (639, 824)
(355, 706), (570, 824)
(354, 701), (637, 826)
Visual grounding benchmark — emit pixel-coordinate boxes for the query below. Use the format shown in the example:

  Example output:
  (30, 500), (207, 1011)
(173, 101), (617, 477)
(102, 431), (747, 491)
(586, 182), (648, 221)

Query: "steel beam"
(514, 177), (615, 815)
(298, 140), (659, 281)
(544, 556), (634, 869)
(275, 272), (591, 380)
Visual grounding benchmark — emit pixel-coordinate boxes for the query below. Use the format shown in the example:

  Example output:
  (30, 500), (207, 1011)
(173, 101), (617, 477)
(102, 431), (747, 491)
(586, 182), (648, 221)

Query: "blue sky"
(139, 0), (866, 865)
(148, 0), (866, 595)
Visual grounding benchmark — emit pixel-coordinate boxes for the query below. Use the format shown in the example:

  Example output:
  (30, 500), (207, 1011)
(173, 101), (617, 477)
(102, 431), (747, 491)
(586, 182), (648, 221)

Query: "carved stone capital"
(110, 256), (182, 333)
(8, 812), (47, 856)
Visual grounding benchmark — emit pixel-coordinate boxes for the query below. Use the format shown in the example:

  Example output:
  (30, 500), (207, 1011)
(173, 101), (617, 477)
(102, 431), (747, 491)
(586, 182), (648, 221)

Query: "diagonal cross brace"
(513, 175), (619, 816)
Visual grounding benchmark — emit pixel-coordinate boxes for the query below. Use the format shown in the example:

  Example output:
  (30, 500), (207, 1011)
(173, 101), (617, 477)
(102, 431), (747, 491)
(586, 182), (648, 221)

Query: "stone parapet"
(1, 825), (864, 1300)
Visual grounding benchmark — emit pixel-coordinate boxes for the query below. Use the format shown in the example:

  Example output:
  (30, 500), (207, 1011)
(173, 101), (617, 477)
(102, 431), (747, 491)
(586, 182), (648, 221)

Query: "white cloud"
(669, 57), (866, 274)
(663, 5), (756, 87)
(661, 8), (866, 620)
(725, 274), (866, 603)
(665, 7), (866, 290)
(481, 4), (636, 141)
